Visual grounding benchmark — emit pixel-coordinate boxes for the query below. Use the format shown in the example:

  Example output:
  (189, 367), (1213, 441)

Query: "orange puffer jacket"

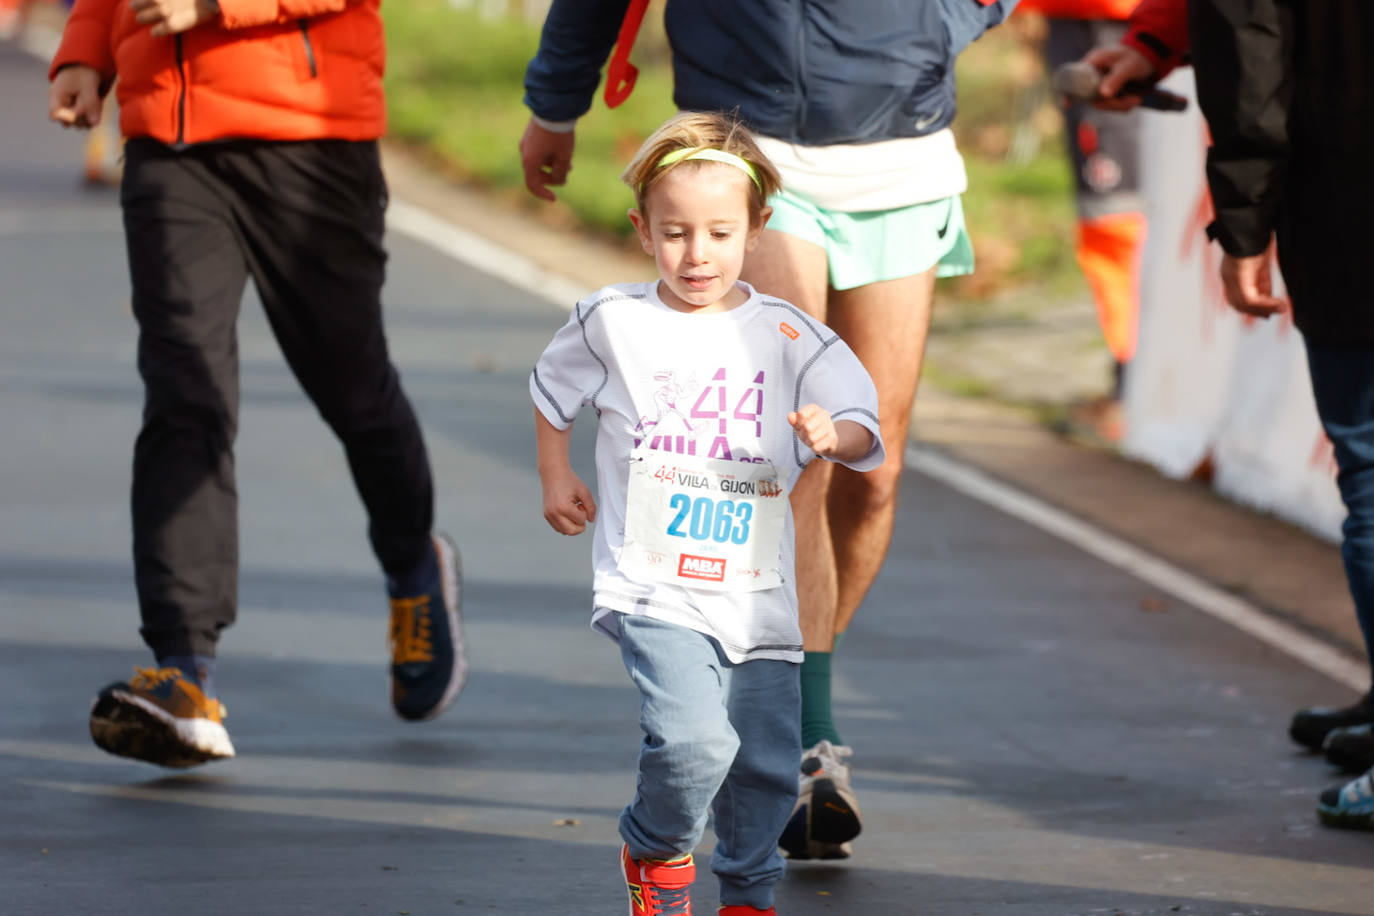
(1016, 0), (1141, 20)
(50, 0), (385, 145)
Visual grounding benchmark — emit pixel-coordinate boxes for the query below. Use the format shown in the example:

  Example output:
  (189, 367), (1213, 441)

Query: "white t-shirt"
(531, 280), (885, 664)
(754, 129), (969, 212)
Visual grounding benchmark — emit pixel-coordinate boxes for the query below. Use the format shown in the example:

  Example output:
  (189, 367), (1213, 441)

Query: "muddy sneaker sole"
(90, 687), (234, 768)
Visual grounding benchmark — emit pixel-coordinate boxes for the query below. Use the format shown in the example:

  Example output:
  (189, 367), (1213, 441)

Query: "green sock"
(800, 651), (842, 748)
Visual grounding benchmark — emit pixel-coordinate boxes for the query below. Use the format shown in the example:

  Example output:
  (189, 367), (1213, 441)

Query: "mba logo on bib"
(678, 554), (726, 582)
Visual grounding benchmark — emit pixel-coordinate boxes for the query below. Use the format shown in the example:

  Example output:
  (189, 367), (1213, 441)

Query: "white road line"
(386, 199), (585, 310)
(907, 442), (1369, 691)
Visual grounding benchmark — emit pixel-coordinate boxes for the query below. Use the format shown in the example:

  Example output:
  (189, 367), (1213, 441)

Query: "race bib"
(620, 450), (786, 592)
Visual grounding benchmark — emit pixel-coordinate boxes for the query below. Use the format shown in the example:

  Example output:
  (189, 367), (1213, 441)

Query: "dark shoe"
(388, 532), (467, 721)
(779, 740), (861, 860)
(1324, 724), (1374, 773)
(89, 667), (234, 767)
(1290, 696), (1374, 750)
(1317, 770), (1374, 831)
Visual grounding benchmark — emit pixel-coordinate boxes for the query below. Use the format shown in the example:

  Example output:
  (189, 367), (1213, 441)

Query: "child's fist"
(788, 403), (839, 457)
(543, 474), (597, 535)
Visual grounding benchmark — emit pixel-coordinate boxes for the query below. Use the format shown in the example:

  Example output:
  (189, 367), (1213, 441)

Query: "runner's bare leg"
(739, 230), (836, 652)
(824, 268), (937, 635)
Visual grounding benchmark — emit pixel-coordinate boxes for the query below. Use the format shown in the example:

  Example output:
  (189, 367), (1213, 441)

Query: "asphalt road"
(2, 41), (1372, 916)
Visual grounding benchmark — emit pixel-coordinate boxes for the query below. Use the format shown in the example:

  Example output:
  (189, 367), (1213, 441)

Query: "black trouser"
(121, 138), (434, 659)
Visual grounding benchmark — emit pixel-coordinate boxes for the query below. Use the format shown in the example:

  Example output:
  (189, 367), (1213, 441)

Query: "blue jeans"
(1306, 340), (1374, 697)
(616, 613), (800, 910)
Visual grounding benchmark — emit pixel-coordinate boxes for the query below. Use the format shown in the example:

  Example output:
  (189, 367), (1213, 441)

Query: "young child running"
(530, 111), (885, 916)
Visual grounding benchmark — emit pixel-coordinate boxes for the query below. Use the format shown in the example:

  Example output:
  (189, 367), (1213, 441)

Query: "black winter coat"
(1191, 0), (1374, 343)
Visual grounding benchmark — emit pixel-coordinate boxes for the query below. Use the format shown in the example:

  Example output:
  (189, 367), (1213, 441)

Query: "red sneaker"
(718, 907), (777, 915)
(621, 844), (694, 916)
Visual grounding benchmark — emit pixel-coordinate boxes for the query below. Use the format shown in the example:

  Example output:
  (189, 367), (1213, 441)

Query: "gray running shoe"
(779, 740), (862, 860)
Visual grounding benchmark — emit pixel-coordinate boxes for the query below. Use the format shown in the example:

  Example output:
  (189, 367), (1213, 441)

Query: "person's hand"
(789, 404), (840, 457)
(131, 0), (219, 37)
(1081, 44), (1157, 111)
(49, 65), (102, 129)
(519, 118), (575, 202)
(1220, 252), (1286, 319)
(541, 467), (597, 535)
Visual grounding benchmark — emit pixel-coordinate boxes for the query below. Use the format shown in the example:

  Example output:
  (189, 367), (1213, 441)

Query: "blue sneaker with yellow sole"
(1317, 770), (1374, 831)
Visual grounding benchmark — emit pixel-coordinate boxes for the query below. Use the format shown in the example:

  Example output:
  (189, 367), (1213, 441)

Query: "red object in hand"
(604, 0), (650, 108)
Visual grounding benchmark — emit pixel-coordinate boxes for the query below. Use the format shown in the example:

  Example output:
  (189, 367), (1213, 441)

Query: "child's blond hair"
(621, 111), (782, 225)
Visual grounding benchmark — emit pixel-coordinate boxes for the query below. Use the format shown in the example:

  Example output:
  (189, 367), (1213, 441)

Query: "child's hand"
(542, 469), (598, 535)
(789, 405), (877, 464)
(789, 404), (840, 457)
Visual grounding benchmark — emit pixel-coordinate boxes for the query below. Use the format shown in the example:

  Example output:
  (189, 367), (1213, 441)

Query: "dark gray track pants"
(121, 137), (434, 659)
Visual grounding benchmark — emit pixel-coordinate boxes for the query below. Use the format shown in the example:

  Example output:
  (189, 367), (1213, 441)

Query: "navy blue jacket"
(524, 0), (1018, 146)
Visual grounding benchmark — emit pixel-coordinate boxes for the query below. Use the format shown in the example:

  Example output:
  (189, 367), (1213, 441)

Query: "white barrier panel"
(1122, 69), (1344, 542)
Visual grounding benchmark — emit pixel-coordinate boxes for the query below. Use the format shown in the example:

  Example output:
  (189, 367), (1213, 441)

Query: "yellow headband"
(656, 147), (762, 191)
